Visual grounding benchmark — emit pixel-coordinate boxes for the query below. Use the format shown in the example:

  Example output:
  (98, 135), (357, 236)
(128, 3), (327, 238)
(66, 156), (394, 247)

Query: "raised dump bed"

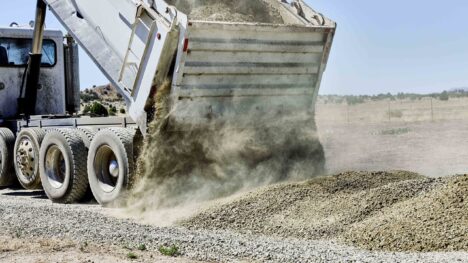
(163, 0), (336, 127)
(46, 0), (335, 130)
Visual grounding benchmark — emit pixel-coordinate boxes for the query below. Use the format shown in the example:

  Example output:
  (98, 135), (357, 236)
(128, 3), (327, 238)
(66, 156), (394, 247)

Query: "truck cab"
(0, 26), (79, 121)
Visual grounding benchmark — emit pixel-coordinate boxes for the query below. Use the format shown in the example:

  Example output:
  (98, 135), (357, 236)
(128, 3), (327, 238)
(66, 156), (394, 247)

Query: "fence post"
(347, 104), (350, 124)
(388, 100), (391, 122)
(430, 98), (434, 122)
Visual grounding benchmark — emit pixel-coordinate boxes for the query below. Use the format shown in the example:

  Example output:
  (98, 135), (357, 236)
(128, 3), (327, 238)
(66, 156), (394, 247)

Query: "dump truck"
(0, 0), (336, 205)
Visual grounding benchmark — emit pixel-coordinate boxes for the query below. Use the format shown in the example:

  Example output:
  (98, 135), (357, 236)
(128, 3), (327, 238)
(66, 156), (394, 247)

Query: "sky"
(0, 0), (467, 95)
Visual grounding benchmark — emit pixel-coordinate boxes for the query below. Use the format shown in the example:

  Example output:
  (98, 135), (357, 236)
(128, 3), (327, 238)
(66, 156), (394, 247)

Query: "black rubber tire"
(76, 127), (96, 149)
(87, 128), (135, 206)
(0, 128), (16, 186)
(76, 127), (97, 203)
(39, 128), (88, 203)
(13, 128), (46, 189)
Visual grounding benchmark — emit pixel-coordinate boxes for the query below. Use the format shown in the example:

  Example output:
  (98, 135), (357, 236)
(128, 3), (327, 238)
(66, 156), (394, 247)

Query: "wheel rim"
(16, 137), (37, 182)
(94, 145), (119, 193)
(44, 145), (66, 189)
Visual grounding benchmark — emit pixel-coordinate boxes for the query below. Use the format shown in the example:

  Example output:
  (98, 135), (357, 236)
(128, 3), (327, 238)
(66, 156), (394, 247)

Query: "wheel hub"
(45, 145), (66, 189)
(16, 138), (36, 180)
(94, 145), (119, 193)
(109, 160), (119, 178)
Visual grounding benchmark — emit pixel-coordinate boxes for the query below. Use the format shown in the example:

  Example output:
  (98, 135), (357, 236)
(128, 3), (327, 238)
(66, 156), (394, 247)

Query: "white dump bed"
(169, 2), (335, 126)
(176, 23), (330, 96)
(45, 0), (335, 131)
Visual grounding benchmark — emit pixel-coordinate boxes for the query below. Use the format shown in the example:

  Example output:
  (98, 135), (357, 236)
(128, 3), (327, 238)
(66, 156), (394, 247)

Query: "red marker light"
(183, 38), (189, 52)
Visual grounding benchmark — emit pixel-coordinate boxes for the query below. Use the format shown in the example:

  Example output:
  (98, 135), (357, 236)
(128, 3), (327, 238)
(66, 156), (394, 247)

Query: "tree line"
(319, 89), (468, 105)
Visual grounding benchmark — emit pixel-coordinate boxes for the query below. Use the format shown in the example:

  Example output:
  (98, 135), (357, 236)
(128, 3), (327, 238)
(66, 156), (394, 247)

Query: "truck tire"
(39, 129), (88, 203)
(76, 127), (97, 202)
(87, 128), (135, 206)
(76, 127), (96, 148)
(0, 128), (16, 186)
(14, 128), (46, 189)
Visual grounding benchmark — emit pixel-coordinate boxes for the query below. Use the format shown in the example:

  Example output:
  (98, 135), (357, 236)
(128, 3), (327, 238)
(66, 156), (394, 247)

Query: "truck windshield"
(0, 38), (56, 67)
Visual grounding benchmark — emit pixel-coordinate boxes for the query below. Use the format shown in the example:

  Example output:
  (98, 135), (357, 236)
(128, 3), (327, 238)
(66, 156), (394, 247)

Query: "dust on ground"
(181, 171), (468, 252)
(165, 0), (284, 23)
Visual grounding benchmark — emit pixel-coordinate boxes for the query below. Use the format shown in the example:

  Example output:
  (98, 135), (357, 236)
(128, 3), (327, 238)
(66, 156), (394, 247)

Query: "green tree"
(109, 105), (117, 116)
(346, 96), (365, 105)
(80, 90), (99, 103)
(83, 102), (108, 116)
(439, 91), (449, 101)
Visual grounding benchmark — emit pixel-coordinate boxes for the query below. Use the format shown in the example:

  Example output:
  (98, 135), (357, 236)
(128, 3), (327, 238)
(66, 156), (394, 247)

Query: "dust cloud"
(109, 0), (321, 226)
(119, 81), (325, 225)
(313, 94), (468, 177)
(316, 104), (468, 177)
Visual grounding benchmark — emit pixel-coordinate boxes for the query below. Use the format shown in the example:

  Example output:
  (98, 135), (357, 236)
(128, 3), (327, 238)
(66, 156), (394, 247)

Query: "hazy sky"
(1, 0), (467, 95)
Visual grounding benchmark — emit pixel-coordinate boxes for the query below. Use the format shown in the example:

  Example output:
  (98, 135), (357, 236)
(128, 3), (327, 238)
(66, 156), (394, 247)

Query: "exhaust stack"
(18, 0), (47, 117)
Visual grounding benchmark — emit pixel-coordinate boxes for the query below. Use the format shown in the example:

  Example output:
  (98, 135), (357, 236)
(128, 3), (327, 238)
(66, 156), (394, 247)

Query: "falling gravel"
(181, 171), (468, 252)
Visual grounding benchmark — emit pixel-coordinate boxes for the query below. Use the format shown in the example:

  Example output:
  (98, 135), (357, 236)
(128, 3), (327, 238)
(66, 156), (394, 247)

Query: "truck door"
(0, 33), (66, 119)
(0, 38), (24, 118)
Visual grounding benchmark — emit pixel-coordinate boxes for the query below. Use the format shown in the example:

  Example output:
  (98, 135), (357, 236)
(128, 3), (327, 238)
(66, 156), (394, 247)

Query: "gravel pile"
(181, 171), (468, 252)
(0, 189), (467, 262)
(345, 174), (468, 252)
(165, 0), (284, 23)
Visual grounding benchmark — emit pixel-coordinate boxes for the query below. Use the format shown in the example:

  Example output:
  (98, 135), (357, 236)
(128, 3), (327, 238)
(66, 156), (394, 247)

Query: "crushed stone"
(181, 171), (468, 252)
(0, 188), (467, 263)
(344, 174), (468, 252)
(165, 0), (285, 23)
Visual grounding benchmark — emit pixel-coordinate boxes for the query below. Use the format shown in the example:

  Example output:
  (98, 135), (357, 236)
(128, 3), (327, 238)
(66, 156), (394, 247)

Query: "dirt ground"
(1, 98), (468, 261)
(317, 96), (468, 176)
(317, 100), (468, 177)
(0, 236), (197, 263)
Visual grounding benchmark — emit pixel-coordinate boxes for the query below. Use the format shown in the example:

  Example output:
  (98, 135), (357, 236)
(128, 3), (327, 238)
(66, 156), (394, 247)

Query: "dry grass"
(316, 97), (468, 124)
(316, 97), (468, 177)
